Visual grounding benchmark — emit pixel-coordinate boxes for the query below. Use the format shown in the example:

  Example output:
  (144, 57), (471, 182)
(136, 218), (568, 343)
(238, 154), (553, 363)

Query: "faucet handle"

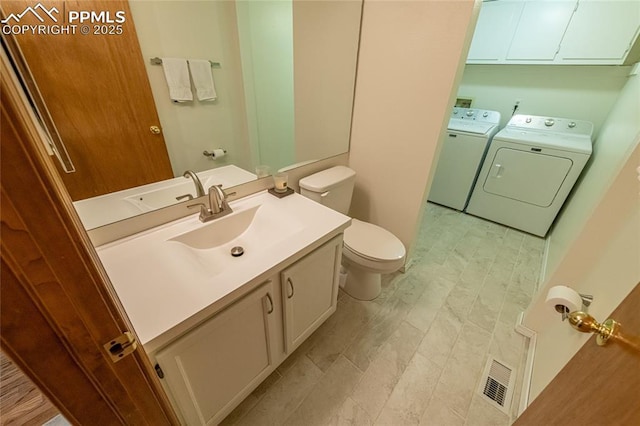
(187, 202), (213, 222)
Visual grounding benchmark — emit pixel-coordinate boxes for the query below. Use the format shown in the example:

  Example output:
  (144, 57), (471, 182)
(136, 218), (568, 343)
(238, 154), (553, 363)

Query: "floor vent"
(478, 357), (515, 415)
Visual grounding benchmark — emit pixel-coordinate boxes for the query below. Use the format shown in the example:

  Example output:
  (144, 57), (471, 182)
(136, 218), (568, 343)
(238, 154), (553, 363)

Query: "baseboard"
(515, 311), (537, 417)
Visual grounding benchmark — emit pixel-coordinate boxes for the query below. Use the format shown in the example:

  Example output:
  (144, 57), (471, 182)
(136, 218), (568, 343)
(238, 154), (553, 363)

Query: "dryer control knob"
(466, 110), (474, 117)
(545, 118), (555, 127)
(483, 112), (488, 117)
(526, 117), (532, 123)
(568, 122), (577, 128)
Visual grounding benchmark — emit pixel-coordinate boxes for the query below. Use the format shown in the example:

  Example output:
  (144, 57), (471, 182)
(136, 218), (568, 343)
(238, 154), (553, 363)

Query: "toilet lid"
(344, 219), (406, 262)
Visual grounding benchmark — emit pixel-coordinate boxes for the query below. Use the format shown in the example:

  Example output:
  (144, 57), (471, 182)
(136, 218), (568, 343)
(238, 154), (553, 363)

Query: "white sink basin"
(167, 203), (304, 276)
(96, 190), (351, 349)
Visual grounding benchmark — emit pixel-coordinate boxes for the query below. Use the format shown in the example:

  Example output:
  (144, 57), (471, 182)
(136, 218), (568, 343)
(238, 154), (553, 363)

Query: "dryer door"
(482, 148), (573, 207)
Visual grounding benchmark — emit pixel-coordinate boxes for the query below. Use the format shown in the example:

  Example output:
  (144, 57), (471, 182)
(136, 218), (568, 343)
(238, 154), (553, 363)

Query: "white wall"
(457, 65), (630, 135)
(349, 0), (479, 253)
(525, 141), (640, 401)
(522, 69), (640, 400)
(544, 68), (640, 279)
(130, 0), (252, 176)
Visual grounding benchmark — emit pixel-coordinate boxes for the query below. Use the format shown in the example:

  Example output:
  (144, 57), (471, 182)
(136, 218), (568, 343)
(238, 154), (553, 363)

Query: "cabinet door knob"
(287, 278), (295, 299)
(266, 293), (274, 314)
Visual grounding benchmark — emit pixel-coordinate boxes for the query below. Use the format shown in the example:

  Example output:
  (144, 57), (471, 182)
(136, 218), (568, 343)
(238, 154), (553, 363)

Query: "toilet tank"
(298, 166), (356, 215)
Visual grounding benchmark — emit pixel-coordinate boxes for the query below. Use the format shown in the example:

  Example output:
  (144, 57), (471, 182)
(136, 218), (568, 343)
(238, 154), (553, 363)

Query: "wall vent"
(478, 357), (515, 415)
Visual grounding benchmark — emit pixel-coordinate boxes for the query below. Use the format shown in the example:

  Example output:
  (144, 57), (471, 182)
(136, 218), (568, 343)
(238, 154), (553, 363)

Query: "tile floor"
(221, 203), (545, 426)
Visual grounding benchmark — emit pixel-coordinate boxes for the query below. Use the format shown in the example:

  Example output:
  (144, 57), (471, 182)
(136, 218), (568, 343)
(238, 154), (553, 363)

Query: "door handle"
(491, 163), (504, 178)
(266, 293), (274, 314)
(287, 278), (295, 299)
(568, 311), (639, 352)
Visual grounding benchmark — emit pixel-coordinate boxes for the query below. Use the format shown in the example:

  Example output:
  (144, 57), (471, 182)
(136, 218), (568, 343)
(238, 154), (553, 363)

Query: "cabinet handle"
(266, 293), (274, 314)
(287, 278), (295, 299)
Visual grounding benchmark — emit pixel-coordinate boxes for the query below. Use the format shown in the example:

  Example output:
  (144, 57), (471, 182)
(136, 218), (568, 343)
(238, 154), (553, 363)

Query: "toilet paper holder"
(555, 293), (593, 321)
(203, 149), (227, 158)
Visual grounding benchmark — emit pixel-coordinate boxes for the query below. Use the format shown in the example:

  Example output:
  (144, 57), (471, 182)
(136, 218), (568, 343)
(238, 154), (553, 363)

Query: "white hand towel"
(188, 59), (217, 101)
(161, 58), (193, 102)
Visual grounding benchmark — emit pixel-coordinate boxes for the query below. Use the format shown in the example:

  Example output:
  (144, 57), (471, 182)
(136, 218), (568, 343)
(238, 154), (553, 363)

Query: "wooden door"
(1, 32), (179, 425)
(1, 0), (173, 200)
(515, 283), (640, 425)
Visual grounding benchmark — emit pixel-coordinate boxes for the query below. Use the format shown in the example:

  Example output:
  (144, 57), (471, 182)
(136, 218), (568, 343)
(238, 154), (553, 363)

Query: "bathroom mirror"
(1, 0), (362, 229)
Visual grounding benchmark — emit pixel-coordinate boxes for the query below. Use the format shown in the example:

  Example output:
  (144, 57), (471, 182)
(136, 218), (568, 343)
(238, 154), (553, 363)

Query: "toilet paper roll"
(545, 285), (582, 315)
(212, 148), (225, 158)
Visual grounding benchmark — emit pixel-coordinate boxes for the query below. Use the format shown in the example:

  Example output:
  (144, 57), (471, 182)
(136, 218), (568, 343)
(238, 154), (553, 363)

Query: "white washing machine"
(466, 114), (593, 237)
(428, 107), (501, 211)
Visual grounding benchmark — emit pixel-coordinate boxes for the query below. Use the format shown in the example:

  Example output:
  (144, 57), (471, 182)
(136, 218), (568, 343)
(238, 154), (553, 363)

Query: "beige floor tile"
(406, 276), (455, 332)
(307, 297), (381, 372)
(465, 395), (510, 426)
(220, 369), (282, 425)
(433, 322), (493, 418)
(284, 356), (363, 426)
(419, 396), (465, 426)
(235, 356), (323, 426)
(351, 321), (424, 420)
(417, 305), (463, 368)
(374, 353), (442, 425)
(468, 281), (508, 333)
(343, 296), (412, 371)
(327, 397), (373, 426)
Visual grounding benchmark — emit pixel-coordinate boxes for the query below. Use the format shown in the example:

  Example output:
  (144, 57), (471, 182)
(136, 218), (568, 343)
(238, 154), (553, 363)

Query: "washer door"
(482, 148), (573, 207)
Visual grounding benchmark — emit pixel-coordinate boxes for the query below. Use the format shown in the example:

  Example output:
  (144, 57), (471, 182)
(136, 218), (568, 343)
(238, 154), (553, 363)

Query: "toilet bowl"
(341, 219), (405, 300)
(298, 166), (406, 300)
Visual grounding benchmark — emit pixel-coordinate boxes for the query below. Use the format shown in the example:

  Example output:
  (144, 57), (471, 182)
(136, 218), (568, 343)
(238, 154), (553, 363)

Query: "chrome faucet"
(188, 185), (233, 222)
(183, 170), (205, 198)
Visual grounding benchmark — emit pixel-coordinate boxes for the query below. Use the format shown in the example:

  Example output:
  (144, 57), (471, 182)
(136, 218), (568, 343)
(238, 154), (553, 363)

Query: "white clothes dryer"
(466, 115), (593, 237)
(428, 107), (501, 211)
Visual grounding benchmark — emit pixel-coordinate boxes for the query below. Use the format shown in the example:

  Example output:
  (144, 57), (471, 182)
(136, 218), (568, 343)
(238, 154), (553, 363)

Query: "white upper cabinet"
(557, 0), (640, 62)
(467, 1), (525, 61)
(506, 0), (576, 60)
(467, 0), (640, 65)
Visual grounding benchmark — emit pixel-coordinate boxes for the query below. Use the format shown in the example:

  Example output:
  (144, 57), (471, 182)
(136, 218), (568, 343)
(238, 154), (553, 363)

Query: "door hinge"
(155, 363), (165, 379)
(103, 331), (138, 363)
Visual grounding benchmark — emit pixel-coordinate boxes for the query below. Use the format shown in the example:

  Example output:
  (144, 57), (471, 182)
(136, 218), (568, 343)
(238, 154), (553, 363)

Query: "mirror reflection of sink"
(167, 202), (304, 276)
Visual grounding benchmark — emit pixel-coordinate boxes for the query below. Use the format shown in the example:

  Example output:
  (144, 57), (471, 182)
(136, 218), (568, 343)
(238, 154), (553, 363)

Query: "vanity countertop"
(96, 191), (350, 353)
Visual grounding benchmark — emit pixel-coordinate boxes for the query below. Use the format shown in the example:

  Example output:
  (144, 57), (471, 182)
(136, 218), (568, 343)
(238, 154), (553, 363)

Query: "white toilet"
(299, 166), (406, 300)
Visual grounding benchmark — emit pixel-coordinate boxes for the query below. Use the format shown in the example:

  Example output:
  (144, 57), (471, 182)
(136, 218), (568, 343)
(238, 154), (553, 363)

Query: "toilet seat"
(343, 219), (405, 271)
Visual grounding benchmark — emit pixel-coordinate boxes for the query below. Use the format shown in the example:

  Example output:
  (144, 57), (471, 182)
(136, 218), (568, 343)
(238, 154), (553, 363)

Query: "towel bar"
(150, 57), (221, 68)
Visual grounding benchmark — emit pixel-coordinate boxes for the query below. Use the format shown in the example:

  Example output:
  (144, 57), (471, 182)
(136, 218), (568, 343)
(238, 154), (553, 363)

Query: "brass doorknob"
(150, 125), (161, 135)
(568, 311), (620, 346)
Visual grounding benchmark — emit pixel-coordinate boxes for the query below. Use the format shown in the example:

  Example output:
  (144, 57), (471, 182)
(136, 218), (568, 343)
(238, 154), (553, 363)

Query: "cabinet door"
(506, 0), (576, 61)
(281, 237), (342, 353)
(558, 0), (640, 62)
(155, 281), (278, 425)
(467, 1), (525, 62)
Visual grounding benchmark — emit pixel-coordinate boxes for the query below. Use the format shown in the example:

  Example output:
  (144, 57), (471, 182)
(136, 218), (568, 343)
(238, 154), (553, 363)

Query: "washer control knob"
(466, 110), (474, 117)
(568, 121), (577, 128)
(483, 112), (488, 117)
(545, 118), (555, 127)
(453, 109), (458, 114)
(525, 117), (532, 123)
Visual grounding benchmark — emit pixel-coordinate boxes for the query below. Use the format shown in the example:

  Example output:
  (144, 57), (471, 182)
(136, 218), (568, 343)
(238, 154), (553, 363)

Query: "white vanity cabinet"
(154, 280), (280, 425)
(281, 236), (342, 353)
(151, 235), (343, 425)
